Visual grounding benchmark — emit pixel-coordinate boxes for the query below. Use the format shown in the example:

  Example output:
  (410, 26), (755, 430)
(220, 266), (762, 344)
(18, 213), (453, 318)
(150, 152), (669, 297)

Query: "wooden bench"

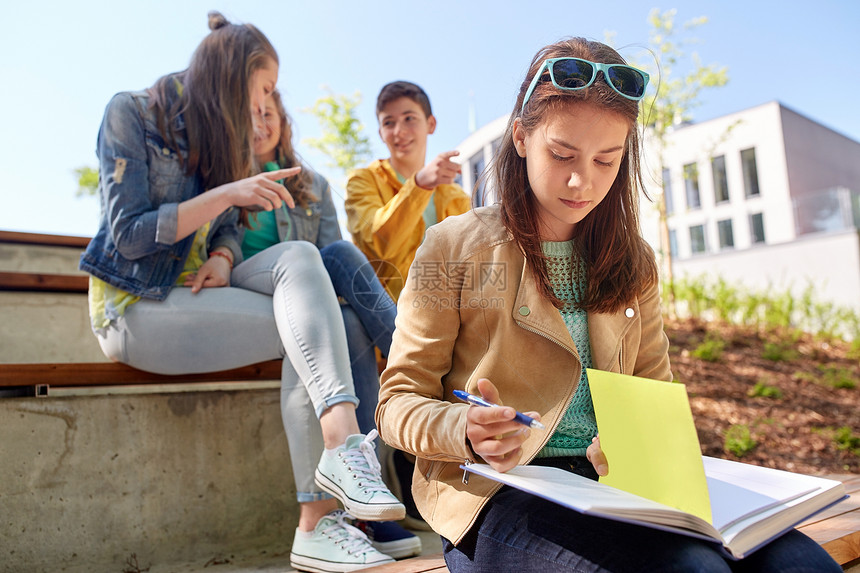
(0, 360), (283, 396)
(363, 553), (447, 573)
(362, 475), (860, 572)
(798, 474), (860, 567)
(0, 229), (283, 395)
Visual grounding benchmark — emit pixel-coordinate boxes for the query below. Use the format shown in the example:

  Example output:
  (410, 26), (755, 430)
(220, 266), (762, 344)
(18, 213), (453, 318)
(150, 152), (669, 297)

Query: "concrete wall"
(0, 387), (296, 573)
(0, 291), (106, 363)
(0, 240), (105, 363)
(1, 238), (299, 572)
(0, 242), (87, 275)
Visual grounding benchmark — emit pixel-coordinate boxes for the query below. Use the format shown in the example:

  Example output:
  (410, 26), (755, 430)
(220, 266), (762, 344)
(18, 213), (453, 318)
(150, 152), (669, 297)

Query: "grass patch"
(747, 381), (783, 399)
(792, 367), (856, 389)
(762, 341), (799, 362)
(692, 334), (725, 362)
(833, 426), (860, 456)
(817, 365), (857, 389)
(724, 424), (757, 457)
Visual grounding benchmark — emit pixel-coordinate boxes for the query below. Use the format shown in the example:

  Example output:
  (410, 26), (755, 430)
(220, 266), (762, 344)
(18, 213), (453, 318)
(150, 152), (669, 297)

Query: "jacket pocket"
(145, 133), (187, 202)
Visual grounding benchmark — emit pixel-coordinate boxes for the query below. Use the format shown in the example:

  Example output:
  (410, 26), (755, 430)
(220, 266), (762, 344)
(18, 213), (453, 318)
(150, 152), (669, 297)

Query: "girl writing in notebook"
(375, 37), (839, 572)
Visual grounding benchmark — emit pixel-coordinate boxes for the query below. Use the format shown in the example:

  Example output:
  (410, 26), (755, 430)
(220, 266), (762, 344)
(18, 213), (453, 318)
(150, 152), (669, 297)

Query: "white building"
(456, 101), (860, 312)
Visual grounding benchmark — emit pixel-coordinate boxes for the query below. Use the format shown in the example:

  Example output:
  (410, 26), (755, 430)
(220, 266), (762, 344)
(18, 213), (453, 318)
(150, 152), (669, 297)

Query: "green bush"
(762, 341), (799, 362)
(833, 426), (860, 456)
(692, 334), (725, 362)
(848, 338), (860, 361)
(724, 424), (757, 457)
(668, 275), (859, 343)
(793, 366), (857, 389)
(748, 381), (783, 399)
(816, 365), (857, 389)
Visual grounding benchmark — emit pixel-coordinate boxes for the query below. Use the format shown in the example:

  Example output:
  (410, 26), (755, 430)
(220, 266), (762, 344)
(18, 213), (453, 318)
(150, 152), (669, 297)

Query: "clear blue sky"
(2, 0), (858, 238)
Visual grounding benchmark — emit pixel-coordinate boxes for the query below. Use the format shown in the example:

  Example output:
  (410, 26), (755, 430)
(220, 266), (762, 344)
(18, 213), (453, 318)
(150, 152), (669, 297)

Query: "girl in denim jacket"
(79, 12), (401, 571)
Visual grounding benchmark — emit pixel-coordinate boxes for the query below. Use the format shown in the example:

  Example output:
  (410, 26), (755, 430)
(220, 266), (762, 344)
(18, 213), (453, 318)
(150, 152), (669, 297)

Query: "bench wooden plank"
(0, 271), (88, 293)
(0, 230), (90, 248)
(361, 553), (447, 573)
(797, 484), (860, 565)
(808, 514), (860, 565)
(0, 361), (282, 388)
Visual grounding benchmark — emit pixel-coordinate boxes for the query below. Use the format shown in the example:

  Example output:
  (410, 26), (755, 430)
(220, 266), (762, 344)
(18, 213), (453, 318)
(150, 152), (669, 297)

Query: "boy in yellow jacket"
(346, 81), (470, 301)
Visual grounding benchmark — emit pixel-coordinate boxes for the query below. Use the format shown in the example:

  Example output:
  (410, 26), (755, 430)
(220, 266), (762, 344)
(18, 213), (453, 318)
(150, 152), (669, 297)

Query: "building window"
(470, 151), (486, 207)
(717, 219), (734, 249)
(750, 212), (765, 244)
(689, 224), (706, 254)
(662, 168), (674, 215)
(668, 229), (678, 259)
(684, 163), (701, 209)
(712, 155), (729, 203)
(741, 148), (760, 197)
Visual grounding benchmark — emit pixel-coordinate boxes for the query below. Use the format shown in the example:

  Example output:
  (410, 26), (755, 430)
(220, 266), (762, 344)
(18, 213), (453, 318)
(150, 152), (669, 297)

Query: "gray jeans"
(96, 241), (357, 501)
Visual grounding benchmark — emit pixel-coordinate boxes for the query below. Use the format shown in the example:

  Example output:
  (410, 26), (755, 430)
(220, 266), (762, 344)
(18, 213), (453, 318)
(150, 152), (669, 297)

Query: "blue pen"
(453, 389), (545, 430)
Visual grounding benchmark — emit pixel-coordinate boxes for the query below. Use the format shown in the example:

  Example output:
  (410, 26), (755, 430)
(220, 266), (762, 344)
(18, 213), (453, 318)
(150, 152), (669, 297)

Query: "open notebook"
(462, 370), (846, 559)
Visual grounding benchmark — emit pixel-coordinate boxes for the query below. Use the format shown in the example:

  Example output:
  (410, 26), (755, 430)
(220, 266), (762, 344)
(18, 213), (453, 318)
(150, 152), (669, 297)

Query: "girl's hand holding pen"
(463, 378), (542, 473)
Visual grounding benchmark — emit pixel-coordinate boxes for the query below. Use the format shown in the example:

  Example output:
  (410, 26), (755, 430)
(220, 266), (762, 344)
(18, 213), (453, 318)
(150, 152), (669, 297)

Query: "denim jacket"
(272, 168), (342, 248)
(79, 90), (242, 301)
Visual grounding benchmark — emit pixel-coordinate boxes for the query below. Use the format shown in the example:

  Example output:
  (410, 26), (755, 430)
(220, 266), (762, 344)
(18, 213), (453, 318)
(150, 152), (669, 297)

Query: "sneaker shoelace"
(341, 430), (389, 494)
(322, 510), (378, 557)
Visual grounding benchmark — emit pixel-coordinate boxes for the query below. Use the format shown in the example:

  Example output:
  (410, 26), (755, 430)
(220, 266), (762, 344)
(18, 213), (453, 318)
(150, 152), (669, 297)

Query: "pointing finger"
(263, 166), (302, 180)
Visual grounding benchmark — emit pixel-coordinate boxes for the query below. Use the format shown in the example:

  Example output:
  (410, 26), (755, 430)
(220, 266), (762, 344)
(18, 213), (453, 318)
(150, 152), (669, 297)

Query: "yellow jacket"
(376, 205), (672, 545)
(346, 159), (470, 300)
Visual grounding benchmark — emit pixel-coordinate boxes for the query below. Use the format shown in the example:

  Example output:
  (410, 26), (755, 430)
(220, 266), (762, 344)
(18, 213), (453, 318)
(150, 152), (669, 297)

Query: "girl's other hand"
(185, 256), (231, 293)
(464, 378), (537, 473)
(221, 167), (301, 211)
(586, 435), (609, 476)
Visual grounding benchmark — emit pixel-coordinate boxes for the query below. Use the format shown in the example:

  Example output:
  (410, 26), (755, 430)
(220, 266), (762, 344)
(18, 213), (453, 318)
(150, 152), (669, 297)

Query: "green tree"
(303, 86), (371, 176)
(625, 9), (730, 314)
(74, 165), (99, 196)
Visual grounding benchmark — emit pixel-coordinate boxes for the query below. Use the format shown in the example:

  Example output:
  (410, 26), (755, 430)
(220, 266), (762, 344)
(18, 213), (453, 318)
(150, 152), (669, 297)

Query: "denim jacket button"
(162, 147), (170, 155)
(625, 308), (635, 318)
(518, 306), (530, 316)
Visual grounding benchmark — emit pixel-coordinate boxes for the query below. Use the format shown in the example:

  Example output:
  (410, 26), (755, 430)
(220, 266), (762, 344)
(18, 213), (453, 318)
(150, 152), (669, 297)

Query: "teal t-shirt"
(395, 169), (437, 235)
(537, 239), (598, 458)
(241, 161), (292, 260)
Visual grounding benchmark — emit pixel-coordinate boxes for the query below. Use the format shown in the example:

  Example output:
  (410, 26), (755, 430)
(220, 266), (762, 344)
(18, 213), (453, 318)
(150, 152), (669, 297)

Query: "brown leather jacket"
(376, 205), (672, 544)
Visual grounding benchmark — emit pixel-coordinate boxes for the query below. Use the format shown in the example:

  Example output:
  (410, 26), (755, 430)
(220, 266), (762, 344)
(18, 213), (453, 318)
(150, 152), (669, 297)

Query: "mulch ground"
(665, 318), (859, 475)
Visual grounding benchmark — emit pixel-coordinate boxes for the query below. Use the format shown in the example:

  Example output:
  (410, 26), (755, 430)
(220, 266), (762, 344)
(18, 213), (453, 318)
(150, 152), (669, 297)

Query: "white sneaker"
(289, 509), (395, 573)
(314, 430), (406, 521)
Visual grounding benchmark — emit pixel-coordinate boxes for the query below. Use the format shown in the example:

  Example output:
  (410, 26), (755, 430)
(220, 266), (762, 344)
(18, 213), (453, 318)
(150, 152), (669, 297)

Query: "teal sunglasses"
(521, 57), (650, 114)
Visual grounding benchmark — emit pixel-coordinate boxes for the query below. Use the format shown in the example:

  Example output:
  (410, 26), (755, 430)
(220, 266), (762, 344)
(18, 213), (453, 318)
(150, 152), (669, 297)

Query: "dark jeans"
(320, 240), (396, 434)
(442, 458), (840, 573)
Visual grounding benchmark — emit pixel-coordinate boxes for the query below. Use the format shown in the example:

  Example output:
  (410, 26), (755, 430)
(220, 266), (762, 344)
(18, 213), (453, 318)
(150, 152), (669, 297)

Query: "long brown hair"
(148, 11), (278, 191)
(266, 89), (316, 208)
(495, 37), (657, 313)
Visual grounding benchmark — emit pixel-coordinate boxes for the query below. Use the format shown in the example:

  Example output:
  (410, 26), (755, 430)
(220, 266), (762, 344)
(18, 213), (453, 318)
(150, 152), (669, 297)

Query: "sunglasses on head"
(521, 57), (650, 114)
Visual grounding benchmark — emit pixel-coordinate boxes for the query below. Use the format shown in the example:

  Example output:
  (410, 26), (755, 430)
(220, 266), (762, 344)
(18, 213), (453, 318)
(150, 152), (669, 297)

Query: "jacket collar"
(511, 250), (636, 370)
(512, 257), (578, 356)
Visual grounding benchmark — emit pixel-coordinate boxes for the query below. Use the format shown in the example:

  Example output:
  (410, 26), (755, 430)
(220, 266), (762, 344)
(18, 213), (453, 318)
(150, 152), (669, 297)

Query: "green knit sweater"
(536, 240), (598, 458)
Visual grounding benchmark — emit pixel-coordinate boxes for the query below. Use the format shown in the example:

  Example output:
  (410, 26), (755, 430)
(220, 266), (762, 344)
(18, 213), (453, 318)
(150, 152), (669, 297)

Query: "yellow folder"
(587, 369), (712, 523)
